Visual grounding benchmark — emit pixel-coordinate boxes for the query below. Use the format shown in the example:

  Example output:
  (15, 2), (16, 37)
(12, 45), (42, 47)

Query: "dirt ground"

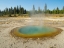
(0, 17), (64, 48)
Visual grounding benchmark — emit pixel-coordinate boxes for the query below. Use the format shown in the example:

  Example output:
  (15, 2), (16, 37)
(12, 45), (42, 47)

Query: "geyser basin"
(11, 26), (62, 38)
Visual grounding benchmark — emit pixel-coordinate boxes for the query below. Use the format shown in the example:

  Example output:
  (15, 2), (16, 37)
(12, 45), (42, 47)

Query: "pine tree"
(38, 7), (41, 13)
(21, 7), (24, 14)
(10, 7), (13, 14)
(16, 6), (19, 14)
(62, 6), (64, 14)
(5, 8), (9, 15)
(24, 9), (26, 14)
(44, 3), (47, 14)
(3, 10), (6, 15)
(33, 5), (35, 14)
(56, 7), (59, 14)
(0, 10), (1, 16)
(14, 7), (16, 16)
(19, 6), (22, 15)
(9, 8), (11, 17)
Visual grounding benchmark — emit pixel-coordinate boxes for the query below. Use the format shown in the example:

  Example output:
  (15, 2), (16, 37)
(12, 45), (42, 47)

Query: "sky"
(0, 0), (64, 11)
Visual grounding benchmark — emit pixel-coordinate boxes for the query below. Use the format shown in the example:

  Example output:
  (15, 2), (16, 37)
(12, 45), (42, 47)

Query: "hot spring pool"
(19, 26), (56, 34)
(11, 26), (62, 38)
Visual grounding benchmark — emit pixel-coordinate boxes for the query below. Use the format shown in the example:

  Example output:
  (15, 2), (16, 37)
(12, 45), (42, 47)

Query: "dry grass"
(0, 14), (64, 18)
(46, 14), (64, 17)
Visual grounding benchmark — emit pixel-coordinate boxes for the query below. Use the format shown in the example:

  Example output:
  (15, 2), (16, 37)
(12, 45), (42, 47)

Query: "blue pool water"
(18, 26), (57, 35)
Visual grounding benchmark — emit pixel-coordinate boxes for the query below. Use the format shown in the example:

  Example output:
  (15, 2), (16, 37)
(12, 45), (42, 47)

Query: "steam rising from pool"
(10, 6), (62, 38)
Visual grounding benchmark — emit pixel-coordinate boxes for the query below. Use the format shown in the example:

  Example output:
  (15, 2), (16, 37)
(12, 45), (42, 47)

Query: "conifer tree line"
(0, 4), (64, 17)
(44, 6), (64, 14)
(32, 4), (64, 14)
(0, 6), (27, 17)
